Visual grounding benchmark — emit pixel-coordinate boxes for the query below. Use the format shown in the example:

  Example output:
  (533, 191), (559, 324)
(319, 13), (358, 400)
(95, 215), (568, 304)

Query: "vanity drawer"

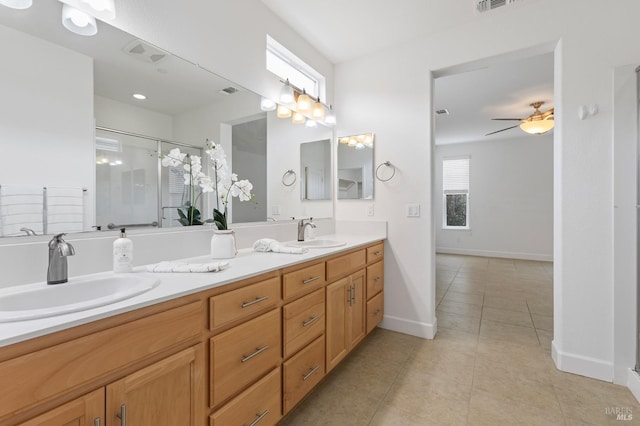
(282, 262), (326, 300)
(209, 276), (280, 329)
(366, 261), (384, 300)
(210, 309), (281, 407)
(283, 288), (325, 358)
(210, 367), (281, 426)
(326, 249), (366, 281)
(366, 292), (384, 334)
(283, 335), (325, 414)
(366, 242), (384, 264)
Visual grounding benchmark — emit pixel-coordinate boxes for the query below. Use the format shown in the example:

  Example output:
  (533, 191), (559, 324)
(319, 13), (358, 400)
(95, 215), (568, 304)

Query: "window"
(443, 157), (470, 229)
(266, 35), (325, 100)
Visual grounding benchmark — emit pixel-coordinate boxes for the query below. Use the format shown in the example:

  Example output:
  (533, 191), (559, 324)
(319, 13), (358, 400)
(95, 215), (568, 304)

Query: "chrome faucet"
(47, 233), (75, 284)
(297, 218), (316, 241)
(20, 227), (37, 236)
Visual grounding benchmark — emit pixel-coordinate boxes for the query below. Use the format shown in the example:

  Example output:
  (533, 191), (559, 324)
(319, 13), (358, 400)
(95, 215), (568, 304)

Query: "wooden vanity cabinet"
(17, 389), (104, 426)
(4, 240), (385, 426)
(326, 270), (366, 372)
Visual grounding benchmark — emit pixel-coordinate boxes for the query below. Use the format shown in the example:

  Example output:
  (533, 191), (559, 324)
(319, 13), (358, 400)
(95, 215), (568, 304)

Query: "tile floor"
(281, 254), (640, 425)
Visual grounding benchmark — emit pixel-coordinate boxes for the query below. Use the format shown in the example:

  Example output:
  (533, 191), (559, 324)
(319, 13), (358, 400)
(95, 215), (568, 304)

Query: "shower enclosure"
(95, 127), (203, 230)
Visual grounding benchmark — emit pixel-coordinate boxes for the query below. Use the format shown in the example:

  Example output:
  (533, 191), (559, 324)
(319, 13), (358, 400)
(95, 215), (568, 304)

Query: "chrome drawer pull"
(347, 285), (352, 305)
(374, 309), (382, 316)
(241, 296), (269, 308)
(302, 276), (320, 284)
(241, 345), (269, 363)
(116, 404), (126, 426)
(351, 285), (356, 304)
(374, 251), (382, 256)
(244, 409), (270, 426)
(302, 365), (320, 381)
(374, 276), (382, 282)
(302, 315), (320, 327)
(94, 418), (101, 426)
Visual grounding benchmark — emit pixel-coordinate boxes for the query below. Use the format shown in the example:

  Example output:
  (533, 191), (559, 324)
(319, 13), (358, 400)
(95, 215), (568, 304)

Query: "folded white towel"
(253, 238), (308, 254)
(146, 261), (230, 273)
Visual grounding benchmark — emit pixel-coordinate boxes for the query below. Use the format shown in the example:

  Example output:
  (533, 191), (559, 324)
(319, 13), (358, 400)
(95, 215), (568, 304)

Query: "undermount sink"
(0, 275), (160, 322)
(286, 239), (346, 249)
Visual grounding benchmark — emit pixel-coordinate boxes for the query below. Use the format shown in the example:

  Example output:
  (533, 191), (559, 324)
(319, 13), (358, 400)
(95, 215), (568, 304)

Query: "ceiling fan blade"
(485, 124), (520, 136)
(491, 118), (525, 121)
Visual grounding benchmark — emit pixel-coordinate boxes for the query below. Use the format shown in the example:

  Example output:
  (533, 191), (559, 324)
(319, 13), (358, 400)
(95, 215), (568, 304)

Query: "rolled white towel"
(253, 238), (308, 254)
(146, 261), (229, 273)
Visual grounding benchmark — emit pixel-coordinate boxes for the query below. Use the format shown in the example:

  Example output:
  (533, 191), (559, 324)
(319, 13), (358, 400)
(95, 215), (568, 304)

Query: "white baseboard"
(436, 247), (553, 262)
(628, 369), (640, 404)
(379, 315), (436, 339)
(552, 340), (613, 382)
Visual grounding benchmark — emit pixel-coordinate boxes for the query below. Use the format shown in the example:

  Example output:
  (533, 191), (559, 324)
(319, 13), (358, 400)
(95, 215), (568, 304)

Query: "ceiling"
(261, 0), (554, 144)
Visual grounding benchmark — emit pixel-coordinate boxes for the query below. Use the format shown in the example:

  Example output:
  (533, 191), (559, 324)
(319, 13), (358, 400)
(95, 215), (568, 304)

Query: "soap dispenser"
(113, 228), (133, 273)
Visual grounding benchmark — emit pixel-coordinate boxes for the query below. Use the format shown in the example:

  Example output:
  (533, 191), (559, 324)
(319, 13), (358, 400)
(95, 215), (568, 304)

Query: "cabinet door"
(19, 388), (104, 426)
(348, 269), (366, 349)
(325, 278), (349, 372)
(107, 344), (205, 426)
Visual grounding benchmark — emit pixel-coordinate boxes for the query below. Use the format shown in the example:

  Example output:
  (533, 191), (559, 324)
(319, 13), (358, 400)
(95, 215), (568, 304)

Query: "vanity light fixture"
(296, 90), (312, 114)
(291, 111), (306, 124)
(339, 133), (374, 149)
(260, 97), (276, 111)
(0, 0), (32, 9)
(132, 93), (147, 100)
(279, 79), (295, 104)
(59, 0), (116, 21)
(274, 80), (335, 126)
(305, 119), (317, 128)
(311, 99), (325, 120)
(62, 4), (97, 36)
(277, 104), (292, 118)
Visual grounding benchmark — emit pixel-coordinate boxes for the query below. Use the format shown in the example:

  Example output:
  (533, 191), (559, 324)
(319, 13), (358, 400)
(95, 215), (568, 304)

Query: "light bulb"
(311, 101), (325, 120)
(277, 104), (292, 118)
(296, 91), (312, 114)
(279, 81), (294, 104)
(62, 4), (97, 36)
(292, 111), (306, 124)
(260, 97), (276, 111)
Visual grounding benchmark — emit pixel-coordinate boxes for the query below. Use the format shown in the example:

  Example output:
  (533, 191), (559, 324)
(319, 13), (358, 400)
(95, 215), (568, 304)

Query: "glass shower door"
(95, 129), (159, 230)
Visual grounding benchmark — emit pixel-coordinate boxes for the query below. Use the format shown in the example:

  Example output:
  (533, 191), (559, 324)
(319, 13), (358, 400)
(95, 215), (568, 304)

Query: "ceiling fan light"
(519, 119), (554, 135)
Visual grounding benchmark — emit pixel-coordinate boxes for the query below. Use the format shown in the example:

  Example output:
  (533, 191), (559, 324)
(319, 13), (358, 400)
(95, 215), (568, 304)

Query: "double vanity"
(0, 233), (385, 425)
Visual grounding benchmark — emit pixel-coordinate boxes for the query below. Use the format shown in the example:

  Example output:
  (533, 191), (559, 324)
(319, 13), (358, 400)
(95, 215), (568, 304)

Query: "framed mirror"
(300, 139), (332, 201)
(337, 133), (375, 200)
(0, 2), (334, 237)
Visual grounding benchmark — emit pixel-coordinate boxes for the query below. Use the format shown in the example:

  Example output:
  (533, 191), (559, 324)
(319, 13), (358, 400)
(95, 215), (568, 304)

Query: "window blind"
(443, 157), (469, 194)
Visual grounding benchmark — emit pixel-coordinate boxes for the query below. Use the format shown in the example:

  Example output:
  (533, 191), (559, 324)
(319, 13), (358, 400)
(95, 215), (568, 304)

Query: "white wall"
(335, 0), (640, 383)
(0, 25), (95, 229)
(94, 95), (174, 140)
(435, 136), (553, 261)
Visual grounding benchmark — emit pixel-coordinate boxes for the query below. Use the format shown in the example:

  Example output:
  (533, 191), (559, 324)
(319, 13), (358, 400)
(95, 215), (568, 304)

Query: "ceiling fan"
(486, 101), (555, 136)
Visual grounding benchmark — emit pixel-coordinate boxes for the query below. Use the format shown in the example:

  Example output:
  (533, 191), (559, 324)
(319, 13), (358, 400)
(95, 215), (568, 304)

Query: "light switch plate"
(406, 203), (420, 217)
(367, 204), (374, 216)
(271, 205), (280, 215)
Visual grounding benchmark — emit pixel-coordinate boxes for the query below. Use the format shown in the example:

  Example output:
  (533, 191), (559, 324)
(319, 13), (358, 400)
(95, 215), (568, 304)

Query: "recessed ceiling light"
(133, 93), (146, 100)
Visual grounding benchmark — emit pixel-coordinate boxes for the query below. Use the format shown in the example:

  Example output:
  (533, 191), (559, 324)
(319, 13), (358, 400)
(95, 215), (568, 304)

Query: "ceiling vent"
(123, 39), (168, 64)
(436, 109), (450, 115)
(220, 86), (239, 95)
(476, 0), (522, 13)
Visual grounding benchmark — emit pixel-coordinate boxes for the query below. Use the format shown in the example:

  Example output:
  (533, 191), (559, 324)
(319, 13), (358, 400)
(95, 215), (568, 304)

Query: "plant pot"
(210, 229), (237, 259)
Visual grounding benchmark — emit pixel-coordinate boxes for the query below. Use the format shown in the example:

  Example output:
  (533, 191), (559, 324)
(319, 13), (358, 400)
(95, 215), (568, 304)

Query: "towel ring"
(282, 169), (297, 187)
(375, 161), (396, 182)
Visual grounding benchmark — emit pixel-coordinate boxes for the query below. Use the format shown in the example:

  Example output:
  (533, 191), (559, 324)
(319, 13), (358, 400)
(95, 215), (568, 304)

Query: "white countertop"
(0, 233), (385, 348)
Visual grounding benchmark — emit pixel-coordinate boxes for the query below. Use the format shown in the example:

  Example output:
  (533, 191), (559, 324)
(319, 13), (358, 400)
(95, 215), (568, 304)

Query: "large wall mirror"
(337, 133), (375, 200)
(0, 2), (333, 237)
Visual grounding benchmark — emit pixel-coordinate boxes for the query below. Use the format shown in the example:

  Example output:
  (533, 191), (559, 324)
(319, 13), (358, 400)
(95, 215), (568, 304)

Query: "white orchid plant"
(159, 140), (254, 228)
